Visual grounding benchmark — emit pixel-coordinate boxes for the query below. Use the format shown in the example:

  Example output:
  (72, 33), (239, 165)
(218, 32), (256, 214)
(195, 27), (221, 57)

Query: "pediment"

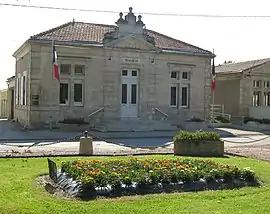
(104, 34), (157, 51)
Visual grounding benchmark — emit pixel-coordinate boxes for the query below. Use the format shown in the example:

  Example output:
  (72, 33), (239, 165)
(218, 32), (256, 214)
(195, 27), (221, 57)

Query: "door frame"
(120, 68), (139, 118)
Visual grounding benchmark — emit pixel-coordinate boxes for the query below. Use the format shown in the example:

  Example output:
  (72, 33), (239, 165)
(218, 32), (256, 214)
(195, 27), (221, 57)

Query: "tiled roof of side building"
(215, 58), (270, 74)
(29, 21), (212, 55)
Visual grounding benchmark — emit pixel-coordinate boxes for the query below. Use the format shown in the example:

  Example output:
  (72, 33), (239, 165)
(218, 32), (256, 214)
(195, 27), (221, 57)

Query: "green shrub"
(174, 130), (221, 143)
(244, 117), (270, 124)
(59, 117), (88, 125)
(214, 116), (230, 123)
(186, 117), (205, 122)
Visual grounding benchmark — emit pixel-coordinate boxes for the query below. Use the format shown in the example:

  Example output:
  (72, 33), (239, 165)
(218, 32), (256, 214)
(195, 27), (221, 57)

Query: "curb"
(0, 151), (266, 161)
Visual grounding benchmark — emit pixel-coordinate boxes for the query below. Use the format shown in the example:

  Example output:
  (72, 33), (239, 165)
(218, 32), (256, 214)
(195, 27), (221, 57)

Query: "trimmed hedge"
(174, 130), (222, 144)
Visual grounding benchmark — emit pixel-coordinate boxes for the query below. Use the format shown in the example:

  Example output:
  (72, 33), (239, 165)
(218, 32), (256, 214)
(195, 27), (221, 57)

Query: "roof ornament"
(136, 15), (145, 26)
(119, 12), (123, 19)
(125, 7), (136, 24)
(116, 12), (127, 24)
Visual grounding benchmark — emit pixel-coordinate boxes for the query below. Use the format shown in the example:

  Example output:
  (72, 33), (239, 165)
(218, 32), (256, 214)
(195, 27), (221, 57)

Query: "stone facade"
(0, 89), (8, 118)
(12, 7), (212, 128)
(6, 76), (15, 120)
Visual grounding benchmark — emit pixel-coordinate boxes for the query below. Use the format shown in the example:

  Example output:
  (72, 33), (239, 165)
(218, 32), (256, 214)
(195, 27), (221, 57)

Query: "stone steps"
(91, 119), (179, 132)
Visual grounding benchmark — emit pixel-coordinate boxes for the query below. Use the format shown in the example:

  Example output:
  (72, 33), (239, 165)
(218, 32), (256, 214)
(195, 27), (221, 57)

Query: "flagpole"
(52, 39), (54, 80)
(211, 85), (215, 127)
(50, 39), (55, 131)
(211, 49), (215, 128)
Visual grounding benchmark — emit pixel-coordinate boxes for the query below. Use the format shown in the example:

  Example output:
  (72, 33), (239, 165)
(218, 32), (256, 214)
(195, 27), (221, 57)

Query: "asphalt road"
(2, 119), (269, 148)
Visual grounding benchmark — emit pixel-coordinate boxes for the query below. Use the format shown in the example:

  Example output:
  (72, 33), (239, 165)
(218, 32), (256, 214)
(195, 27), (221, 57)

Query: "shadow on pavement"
(0, 119), (81, 142)
(0, 119), (237, 147)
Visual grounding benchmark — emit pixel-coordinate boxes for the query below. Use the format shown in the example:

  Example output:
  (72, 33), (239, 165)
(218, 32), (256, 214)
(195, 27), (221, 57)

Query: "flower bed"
(174, 131), (224, 157)
(57, 158), (261, 199)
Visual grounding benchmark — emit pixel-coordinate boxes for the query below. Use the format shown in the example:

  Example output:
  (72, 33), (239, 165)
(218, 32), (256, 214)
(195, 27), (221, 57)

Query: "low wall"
(245, 121), (270, 130)
(249, 106), (270, 119)
(57, 123), (90, 132)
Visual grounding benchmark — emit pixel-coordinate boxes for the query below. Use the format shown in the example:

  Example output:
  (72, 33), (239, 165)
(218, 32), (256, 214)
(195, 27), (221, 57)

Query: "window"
(74, 83), (83, 105)
(253, 80), (260, 88)
(264, 92), (270, 106)
(169, 69), (190, 108)
(170, 85), (177, 106)
(181, 86), (188, 107)
(131, 84), (137, 104)
(20, 76), (24, 105)
(60, 64), (71, 75)
(171, 71), (177, 79)
(182, 72), (188, 80)
(122, 70), (128, 76)
(22, 76), (26, 105)
(264, 81), (270, 88)
(16, 77), (20, 105)
(74, 65), (85, 75)
(132, 70), (137, 77)
(121, 84), (127, 104)
(59, 83), (69, 105)
(252, 91), (260, 106)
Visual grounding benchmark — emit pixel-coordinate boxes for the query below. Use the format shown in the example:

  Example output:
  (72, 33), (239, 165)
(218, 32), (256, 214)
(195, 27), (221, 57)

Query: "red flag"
(52, 42), (60, 81)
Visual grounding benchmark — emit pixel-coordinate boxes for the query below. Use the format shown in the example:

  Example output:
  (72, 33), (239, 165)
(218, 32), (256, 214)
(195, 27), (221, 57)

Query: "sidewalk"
(1, 119), (270, 159)
(1, 133), (270, 158)
(0, 140), (173, 157)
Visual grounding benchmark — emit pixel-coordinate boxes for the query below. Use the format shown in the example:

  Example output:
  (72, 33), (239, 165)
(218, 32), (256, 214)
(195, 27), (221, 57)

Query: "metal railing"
(152, 108), (169, 119)
(210, 104), (224, 114)
(88, 107), (104, 119)
(209, 104), (231, 121)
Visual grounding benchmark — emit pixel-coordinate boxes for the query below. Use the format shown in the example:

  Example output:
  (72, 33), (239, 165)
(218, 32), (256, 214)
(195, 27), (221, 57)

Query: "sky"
(1, 0), (270, 89)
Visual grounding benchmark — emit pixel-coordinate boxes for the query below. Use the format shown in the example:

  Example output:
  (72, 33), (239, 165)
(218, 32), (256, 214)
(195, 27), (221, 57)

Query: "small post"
(79, 130), (93, 155)
(221, 104), (224, 117)
(84, 130), (88, 138)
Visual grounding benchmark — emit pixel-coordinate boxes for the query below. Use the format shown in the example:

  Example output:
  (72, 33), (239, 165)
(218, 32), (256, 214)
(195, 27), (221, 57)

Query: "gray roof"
(28, 21), (212, 55)
(216, 58), (270, 74)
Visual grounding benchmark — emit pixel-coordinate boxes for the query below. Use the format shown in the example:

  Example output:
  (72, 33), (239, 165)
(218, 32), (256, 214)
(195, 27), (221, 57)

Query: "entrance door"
(121, 69), (138, 118)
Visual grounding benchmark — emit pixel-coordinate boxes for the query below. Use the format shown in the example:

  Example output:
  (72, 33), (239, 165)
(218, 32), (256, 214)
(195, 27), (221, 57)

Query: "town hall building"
(11, 7), (213, 129)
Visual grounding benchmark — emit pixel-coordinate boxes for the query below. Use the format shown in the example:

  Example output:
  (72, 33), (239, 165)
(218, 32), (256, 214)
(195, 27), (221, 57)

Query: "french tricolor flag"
(211, 56), (216, 91)
(52, 42), (60, 81)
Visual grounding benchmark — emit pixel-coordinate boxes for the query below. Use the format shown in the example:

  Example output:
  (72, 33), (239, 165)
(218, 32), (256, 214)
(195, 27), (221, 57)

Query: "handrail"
(88, 107), (104, 118)
(210, 104), (225, 113)
(152, 108), (169, 118)
(209, 104), (231, 121)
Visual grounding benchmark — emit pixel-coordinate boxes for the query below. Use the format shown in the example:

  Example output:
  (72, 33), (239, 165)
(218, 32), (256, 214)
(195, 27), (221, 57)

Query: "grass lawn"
(0, 156), (270, 214)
